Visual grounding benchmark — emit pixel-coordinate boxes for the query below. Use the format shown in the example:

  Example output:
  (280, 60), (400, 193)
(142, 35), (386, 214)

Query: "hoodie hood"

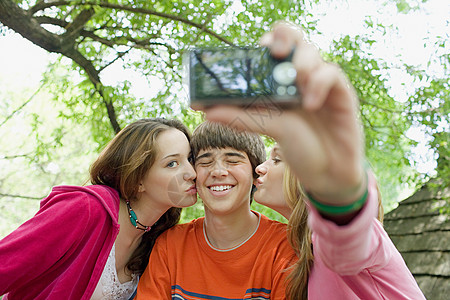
(43, 185), (120, 223)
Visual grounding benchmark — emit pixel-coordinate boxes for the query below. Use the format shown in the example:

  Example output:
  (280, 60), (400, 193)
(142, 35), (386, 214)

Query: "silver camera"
(187, 47), (301, 109)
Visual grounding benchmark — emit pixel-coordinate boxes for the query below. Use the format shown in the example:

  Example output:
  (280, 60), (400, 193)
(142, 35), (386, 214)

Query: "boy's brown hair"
(191, 121), (265, 180)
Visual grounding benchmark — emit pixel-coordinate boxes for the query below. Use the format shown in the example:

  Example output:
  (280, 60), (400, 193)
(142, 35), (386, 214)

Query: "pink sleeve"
(308, 172), (393, 275)
(0, 192), (92, 294)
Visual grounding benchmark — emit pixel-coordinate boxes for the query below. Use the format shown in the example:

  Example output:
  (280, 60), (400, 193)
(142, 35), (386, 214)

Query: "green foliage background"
(0, 0), (448, 237)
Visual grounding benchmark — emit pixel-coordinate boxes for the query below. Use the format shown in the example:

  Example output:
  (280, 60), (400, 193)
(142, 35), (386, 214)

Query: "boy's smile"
(208, 184), (235, 196)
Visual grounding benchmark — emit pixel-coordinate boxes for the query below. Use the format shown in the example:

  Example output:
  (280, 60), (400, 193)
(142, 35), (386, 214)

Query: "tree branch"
(34, 15), (67, 27)
(86, 1), (235, 46)
(0, 0), (64, 53)
(0, 78), (46, 128)
(0, 193), (43, 200)
(1, 0), (233, 135)
(28, 0), (235, 46)
(61, 7), (95, 44)
(1, 153), (33, 160)
(34, 16), (123, 50)
(98, 48), (132, 73)
(0, 0), (121, 134)
(29, 0), (69, 15)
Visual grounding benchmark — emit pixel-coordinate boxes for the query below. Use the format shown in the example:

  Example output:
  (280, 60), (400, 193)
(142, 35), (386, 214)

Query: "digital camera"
(186, 47), (301, 109)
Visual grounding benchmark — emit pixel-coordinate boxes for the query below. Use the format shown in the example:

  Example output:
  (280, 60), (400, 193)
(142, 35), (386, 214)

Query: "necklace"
(125, 200), (151, 232)
(203, 211), (261, 251)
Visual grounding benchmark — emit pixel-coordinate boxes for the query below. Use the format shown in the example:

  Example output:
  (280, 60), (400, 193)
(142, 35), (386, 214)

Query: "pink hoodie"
(0, 185), (120, 300)
(307, 173), (426, 299)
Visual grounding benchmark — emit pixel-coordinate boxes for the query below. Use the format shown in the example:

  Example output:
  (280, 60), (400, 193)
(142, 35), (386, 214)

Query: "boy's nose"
(211, 164), (228, 177)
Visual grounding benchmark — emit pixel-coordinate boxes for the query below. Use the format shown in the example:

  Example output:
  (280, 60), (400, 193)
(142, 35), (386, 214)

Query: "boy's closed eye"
(196, 160), (213, 167)
(226, 160), (240, 164)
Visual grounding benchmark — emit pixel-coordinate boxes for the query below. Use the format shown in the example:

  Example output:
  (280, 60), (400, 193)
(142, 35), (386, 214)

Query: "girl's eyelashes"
(167, 161), (179, 168)
(272, 157), (282, 164)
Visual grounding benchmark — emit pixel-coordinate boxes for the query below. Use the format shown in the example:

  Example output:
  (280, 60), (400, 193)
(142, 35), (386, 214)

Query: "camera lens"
(276, 86), (287, 95)
(287, 86), (297, 95)
(273, 62), (296, 86)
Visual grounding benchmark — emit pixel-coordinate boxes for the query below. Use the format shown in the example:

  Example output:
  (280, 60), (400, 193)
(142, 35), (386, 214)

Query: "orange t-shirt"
(136, 212), (296, 299)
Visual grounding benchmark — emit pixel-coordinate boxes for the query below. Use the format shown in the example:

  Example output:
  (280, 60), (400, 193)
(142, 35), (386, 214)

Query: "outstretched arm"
(202, 22), (366, 210)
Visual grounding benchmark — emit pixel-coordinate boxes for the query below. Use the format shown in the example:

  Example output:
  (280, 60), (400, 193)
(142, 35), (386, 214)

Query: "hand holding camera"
(192, 21), (365, 206)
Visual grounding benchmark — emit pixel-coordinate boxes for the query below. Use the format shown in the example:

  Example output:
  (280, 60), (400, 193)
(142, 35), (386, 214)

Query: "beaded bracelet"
(306, 170), (369, 215)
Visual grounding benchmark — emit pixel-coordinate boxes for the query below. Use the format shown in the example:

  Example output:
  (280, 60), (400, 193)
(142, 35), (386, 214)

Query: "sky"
(0, 0), (448, 176)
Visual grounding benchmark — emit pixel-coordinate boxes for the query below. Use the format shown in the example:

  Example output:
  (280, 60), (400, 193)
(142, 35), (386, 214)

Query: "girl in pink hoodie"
(0, 118), (197, 300)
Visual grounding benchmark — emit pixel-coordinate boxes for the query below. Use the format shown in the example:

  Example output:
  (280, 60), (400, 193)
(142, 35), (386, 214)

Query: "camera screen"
(189, 47), (276, 100)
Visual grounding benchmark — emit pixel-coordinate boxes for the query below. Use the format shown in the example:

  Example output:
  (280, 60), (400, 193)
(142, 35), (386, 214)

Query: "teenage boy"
(135, 121), (296, 299)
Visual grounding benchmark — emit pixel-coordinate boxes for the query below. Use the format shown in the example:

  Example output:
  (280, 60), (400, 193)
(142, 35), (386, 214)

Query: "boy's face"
(195, 147), (255, 216)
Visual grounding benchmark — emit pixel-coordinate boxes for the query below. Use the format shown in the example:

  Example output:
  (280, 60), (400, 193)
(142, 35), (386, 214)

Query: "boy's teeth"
(210, 185), (232, 191)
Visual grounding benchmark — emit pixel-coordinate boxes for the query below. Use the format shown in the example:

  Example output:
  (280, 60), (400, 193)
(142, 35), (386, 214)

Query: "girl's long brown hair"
(284, 166), (384, 300)
(89, 118), (191, 275)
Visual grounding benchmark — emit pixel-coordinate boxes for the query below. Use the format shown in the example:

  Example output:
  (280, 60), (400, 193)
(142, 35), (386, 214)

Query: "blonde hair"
(284, 166), (313, 300)
(284, 166), (384, 300)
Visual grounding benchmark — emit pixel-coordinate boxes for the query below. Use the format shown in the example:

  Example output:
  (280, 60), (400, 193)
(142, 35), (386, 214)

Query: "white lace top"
(90, 243), (138, 300)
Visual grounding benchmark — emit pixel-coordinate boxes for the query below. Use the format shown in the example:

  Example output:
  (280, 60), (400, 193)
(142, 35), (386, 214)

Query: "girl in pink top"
(200, 22), (426, 299)
(0, 118), (197, 300)
(254, 145), (425, 299)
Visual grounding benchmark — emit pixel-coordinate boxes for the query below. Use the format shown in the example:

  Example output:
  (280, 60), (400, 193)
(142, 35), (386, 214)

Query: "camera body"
(187, 47), (300, 109)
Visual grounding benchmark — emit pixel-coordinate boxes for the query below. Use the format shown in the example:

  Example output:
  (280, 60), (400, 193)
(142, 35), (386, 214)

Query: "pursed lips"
(255, 178), (264, 188)
(185, 184), (197, 195)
